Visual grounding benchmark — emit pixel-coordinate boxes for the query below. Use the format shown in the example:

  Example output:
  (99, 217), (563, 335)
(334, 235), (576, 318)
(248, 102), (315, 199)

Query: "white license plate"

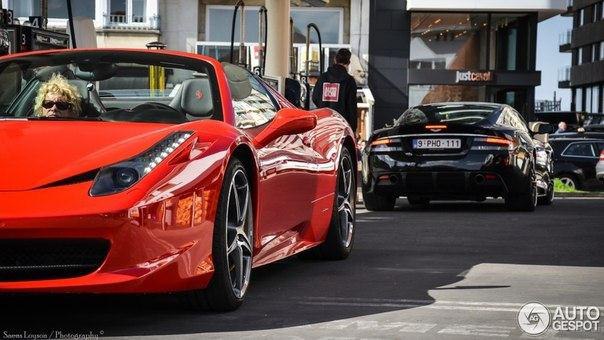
(412, 138), (461, 149)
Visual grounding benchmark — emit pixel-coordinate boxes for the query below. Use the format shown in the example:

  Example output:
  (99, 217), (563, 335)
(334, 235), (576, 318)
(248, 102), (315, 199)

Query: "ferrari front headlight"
(89, 131), (194, 196)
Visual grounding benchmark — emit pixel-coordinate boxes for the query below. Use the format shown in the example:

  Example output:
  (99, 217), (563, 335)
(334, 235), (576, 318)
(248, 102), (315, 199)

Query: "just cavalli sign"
(455, 70), (494, 83)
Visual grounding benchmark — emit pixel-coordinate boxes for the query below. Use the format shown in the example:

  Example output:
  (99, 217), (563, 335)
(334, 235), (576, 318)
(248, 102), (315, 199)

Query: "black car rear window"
(397, 104), (497, 126)
(563, 143), (595, 157)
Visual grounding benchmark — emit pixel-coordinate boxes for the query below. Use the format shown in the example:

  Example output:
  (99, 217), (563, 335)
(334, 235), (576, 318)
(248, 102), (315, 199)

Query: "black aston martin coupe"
(361, 102), (554, 211)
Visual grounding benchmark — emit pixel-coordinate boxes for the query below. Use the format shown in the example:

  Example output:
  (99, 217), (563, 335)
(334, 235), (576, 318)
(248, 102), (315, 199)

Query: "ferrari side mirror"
(253, 108), (317, 149)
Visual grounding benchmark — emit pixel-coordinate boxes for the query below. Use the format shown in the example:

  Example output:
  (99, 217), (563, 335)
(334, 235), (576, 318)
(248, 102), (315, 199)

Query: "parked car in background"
(361, 102), (554, 212)
(548, 137), (604, 189)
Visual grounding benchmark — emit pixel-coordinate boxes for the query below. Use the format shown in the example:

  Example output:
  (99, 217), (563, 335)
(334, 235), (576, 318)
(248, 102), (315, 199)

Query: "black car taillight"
(369, 138), (403, 152)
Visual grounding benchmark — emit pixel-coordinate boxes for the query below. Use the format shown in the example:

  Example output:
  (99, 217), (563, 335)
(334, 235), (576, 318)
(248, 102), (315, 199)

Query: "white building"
(1, 0), (160, 48)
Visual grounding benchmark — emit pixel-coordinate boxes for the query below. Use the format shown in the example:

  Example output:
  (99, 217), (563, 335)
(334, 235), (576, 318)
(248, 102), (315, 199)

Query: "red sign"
(322, 82), (340, 102)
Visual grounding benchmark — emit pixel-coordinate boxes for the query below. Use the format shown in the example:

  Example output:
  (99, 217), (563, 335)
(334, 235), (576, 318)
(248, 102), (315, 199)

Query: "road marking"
(296, 297), (604, 313)
(319, 320), (437, 333)
(373, 267), (464, 274)
(438, 324), (515, 337)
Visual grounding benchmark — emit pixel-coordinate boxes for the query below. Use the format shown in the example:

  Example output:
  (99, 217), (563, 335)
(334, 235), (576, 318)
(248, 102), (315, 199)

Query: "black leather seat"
(169, 78), (214, 120)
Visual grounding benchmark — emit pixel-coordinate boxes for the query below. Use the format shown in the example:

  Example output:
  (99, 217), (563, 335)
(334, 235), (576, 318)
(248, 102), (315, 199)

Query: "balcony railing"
(559, 30), (572, 46)
(558, 66), (571, 82)
(103, 14), (160, 30)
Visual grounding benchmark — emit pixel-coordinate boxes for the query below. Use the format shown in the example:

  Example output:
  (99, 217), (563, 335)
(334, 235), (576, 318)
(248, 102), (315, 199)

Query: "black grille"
(0, 239), (110, 281)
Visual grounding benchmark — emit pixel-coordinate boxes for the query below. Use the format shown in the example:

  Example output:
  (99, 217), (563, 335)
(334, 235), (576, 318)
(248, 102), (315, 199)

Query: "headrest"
(177, 78), (213, 117)
(222, 63), (252, 101)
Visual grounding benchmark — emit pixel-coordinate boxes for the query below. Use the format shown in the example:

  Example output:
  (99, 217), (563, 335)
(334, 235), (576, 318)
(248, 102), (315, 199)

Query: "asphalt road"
(1, 198), (604, 340)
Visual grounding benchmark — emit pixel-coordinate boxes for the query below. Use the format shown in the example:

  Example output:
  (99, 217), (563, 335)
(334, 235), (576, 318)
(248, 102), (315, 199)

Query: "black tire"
(317, 147), (356, 260)
(505, 170), (537, 212)
(538, 180), (554, 206)
(407, 195), (430, 206)
(362, 188), (396, 211)
(183, 158), (253, 312)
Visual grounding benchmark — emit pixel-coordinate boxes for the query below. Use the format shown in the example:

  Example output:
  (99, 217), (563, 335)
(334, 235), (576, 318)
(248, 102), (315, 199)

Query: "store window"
(206, 6), (343, 44)
(410, 13), (532, 71)
(408, 84), (483, 107)
(410, 13), (488, 70)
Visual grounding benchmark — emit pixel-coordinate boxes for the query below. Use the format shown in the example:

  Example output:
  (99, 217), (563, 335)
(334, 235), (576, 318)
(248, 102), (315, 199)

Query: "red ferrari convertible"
(0, 49), (357, 311)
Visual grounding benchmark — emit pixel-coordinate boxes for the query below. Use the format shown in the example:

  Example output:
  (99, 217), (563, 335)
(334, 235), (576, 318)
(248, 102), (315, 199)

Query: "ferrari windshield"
(0, 50), (219, 124)
(397, 104), (499, 126)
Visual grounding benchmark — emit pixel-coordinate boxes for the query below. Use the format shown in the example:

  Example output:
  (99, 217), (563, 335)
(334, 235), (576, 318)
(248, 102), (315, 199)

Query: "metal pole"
(304, 23), (322, 109)
(258, 6), (267, 76)
(290, 17), (295, 77)
(230, 1), (244, 64)
(238, 2), (245, 65)
(66, 0), (77, 48)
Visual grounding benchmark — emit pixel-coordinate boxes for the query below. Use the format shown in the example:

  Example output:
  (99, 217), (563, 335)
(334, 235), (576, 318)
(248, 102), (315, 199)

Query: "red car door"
(230, 72), (318, 250)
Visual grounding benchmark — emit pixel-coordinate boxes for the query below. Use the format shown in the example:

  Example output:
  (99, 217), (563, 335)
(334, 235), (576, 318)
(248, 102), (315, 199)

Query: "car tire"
(362, 179), (396, 212)
(183, 158), (253, 312)
(317, 147), (356, 260)
(558, 173), (581, 190)
(505, 170), (537, 212)
(407, 195), (430, 206)
(538, 180), (554, 206)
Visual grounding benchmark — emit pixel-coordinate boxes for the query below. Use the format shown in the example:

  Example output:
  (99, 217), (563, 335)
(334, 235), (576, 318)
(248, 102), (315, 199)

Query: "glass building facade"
(407, 12), (538, 114)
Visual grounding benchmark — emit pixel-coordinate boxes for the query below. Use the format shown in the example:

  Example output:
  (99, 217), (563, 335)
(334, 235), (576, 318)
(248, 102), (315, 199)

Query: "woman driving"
(34, 73), (82, 118)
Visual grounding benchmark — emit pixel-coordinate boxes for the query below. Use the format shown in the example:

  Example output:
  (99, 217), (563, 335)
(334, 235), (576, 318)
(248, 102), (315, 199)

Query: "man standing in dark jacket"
(312, 48), (358, 133)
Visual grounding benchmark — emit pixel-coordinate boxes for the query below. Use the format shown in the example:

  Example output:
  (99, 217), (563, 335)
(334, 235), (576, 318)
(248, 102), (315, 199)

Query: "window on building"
(577, 48), (582, 65)
(110, 0), (146, 23)
(9, 0), (95, 19)
(575, 87), (583, 111)
(9, 0), (40, 17)
(593, 4), (598, 23)
(206, 6), (343, 44)
(600, 42), (604, 60)
(579, 9), (584, 26)
(48, 0), (95, 19)
(586, 86), (593, 113)
(593, 43), (598, 61)
(591, 85), (599, 113)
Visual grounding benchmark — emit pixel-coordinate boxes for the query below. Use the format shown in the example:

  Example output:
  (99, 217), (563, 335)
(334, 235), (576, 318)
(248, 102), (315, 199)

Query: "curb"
(555, 192), (604, 198)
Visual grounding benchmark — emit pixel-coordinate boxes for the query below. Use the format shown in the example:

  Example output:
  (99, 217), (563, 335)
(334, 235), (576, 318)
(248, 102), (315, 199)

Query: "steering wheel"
(131, 102), (187, 124)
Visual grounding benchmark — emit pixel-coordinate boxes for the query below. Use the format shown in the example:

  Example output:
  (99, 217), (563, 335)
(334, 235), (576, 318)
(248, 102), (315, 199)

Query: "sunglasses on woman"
(42, 100), (72, 110)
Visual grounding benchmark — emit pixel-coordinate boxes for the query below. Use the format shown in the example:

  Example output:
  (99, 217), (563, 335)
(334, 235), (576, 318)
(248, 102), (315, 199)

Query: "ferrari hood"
(0, 120), (181, 191)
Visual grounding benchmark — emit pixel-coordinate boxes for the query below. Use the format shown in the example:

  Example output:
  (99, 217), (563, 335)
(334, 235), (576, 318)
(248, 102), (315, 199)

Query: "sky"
(535, 15), (573, 110)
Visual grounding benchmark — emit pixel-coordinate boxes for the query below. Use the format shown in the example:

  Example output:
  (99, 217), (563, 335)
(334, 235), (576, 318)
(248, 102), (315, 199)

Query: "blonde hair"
(34, 73), (82, 116)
